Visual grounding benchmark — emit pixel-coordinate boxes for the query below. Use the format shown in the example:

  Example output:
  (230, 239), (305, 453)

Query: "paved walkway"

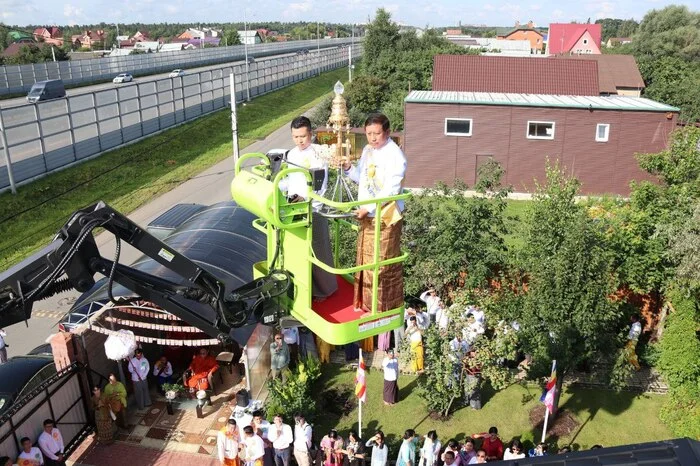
(69, 366), (246, 465)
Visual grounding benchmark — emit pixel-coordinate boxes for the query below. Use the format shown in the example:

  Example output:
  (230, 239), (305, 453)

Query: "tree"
(402, 159), (510, 298)
(637, 56), (700, 122)
(345, 76), (389, 115)
(363, 8), (400, 74)
(516, 163), (623, 411)
(224, 29), (241, 46)
(633, 5), (700, 61)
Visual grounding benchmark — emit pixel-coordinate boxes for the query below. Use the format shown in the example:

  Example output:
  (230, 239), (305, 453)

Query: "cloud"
(63, 3), (83, 17)
(498, 2), (523, 20)
(165, 5), (179, 14)
(584, 0), (616, 19)
(552, 8), (566, 20)
(483, 3), (495, 10)
(529, 4), (542, 11)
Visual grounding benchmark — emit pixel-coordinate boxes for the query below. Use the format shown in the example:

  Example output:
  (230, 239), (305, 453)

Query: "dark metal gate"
(0, 362), (92, 460)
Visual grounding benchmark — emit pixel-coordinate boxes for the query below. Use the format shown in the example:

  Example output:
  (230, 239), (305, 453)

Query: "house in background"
(497, 20), (545, 54)
(237, 30), (262, 45)
(606, 37), (632, 48)
(33, 27), (63, 46)
(8, 30), (34, 43)
(71, 30), (106, 49)
(445, 36), (532, 56)
(445, 28), (463, 35)
(432, 55), (600, 95)
(547, 23), (602, 55)
(552, 54), (645, 97)
(132, 31), (150, 42)
(402, 90), (678, 196)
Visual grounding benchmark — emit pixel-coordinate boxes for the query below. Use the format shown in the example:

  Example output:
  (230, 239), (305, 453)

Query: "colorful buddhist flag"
(540, 360), (557, 413)
(354, 353), (367, 403)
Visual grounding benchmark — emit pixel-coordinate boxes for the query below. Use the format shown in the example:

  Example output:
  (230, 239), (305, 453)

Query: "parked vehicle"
(112, 73), (133, 84)
(246, 56), (256, 64)
(26, 79), (66, 103)
(296, 49), (310, 55)
(0, 355), (56, 416)
(169, 69), (185, 78)
(27, 343), (53, 356)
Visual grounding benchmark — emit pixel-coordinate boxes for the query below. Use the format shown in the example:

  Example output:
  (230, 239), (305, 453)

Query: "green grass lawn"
(314, 365), (671, 454)
(503, 199), (530, 250)
(0, 68), (348, 268)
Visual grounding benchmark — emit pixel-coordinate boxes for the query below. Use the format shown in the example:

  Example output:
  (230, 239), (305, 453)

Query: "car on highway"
(26, 79), (65, 103)
(169, 69), (185, 78)
(0, 355), (56, 416)
(112, 73), (133, 84)
(296, 49), (310, 55)
(246, 56), (256, 64)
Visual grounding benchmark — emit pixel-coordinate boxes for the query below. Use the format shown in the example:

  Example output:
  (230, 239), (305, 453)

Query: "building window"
(596, 123), (610, 142)
(527, 121), (555, 140)
(444, 118), (473, 137)
(583, 38), (588, 45)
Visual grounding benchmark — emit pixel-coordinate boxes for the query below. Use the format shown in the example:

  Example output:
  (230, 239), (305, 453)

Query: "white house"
(237, 30), (262, 45)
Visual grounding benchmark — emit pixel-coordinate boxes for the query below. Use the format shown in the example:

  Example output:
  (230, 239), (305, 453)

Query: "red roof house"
(432, 55), (600, 96)
(548, 23), (602, 55)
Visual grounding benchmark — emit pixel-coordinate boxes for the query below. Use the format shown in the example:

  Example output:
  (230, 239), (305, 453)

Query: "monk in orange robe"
(183, 347), (219, 391)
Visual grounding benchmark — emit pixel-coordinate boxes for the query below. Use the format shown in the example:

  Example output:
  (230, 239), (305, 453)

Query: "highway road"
(0, 48), (335, 110)
(3, 113), (299, 358)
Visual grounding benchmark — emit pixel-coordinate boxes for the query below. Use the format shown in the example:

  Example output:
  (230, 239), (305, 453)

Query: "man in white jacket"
(127, 348), (151, 409)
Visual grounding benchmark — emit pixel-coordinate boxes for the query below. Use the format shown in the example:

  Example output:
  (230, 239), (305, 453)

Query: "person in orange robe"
(183, 347), (219, 391)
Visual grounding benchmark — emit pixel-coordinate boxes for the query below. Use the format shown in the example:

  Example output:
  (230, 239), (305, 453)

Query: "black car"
(0, 355), (56, 416)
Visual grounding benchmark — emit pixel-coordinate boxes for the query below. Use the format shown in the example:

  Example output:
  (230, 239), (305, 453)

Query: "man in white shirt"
(435, 305), (450, 331)
(267, 414), (294, 466)
(464, 313), (485, 345)
(282, 327), (300, 369)
(419, 290), (441, 323)
(343, 113), (407, 314)
(18, 437), (44, 465)
(626, 314), (642, 371)
(243, 425), (266, 466)
(293, 413), (313, 466)
(127, 348), (151, 409)
(0, 328), (8, 364)
(282, 116), (338, 301)
(217, 418), (241, 465)
(37, 419), (64, 466)
(466, 306), (485, 325)
(449, 336), (469, 365)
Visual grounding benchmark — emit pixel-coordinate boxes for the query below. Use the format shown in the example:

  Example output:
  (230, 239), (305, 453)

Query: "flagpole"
(541, 359), (556, 443)
(358, 348), (363, 438)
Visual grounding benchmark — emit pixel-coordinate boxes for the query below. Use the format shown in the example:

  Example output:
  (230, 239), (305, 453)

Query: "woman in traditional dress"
(405, 316), (424, 373)
(396, 430), (417, 466)
(364, 431), (388, 466)
(317, 336), (333, 363)
(92, 386), (114, 444)
(381, 349), (399, 405)
(342, 431), (365, 466)
(420, 431), (440, 466)
(320, 430), (344, 466)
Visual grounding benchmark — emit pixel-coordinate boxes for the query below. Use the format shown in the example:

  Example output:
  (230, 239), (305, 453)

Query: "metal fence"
(0, 363), (91, 461)
(0, 44), (362, 192)
(0, 38), (358, 95)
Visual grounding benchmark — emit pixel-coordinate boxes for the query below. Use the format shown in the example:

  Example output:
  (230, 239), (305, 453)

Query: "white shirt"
(346, 139), (407, 215)
(365, 440), (389, 466)
(283, 327), (299, 345)
(415, 311), (430, 331)
(435, 307), (450, 330)
(254, 420), (271, 440)
(38, 428), (64, 460)
(503, 449), (525, 460)
(294, 422), (313, 451)
(268, 423), (294, 449)
(153, 361), (173, 377)
(421, 439), (441, 466)
(382, 357), (398, 381)
(0, 328), (6, 349)
(18, 447), (44, 465)
(244, 434), (266, 462)
(128, 356), (150, 382)
(628, 321), (642, 341)
(282, 144), (328, 211)
(419, 291), (441, 316)
(464, 322), (485, 345)
(217, 428), (240, 461)
(466, 307), (485, 325)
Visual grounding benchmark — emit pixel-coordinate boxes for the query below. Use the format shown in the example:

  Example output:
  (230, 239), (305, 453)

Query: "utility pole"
(230, 72), (240, 164)
(317, 22), (320, 76)
(243, 10), (251, 101)
(116, 23), (119, 48)
(349, 24), (354, 82)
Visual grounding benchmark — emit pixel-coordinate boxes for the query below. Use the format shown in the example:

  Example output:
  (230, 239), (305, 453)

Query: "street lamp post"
(316, 22), (320, 76)
(243, 10), (251, 101)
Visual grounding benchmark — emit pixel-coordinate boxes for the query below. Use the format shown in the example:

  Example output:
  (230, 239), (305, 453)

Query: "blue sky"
(1, 0), (698, 28)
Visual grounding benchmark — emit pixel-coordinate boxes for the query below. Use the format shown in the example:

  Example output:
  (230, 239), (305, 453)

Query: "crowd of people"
(215, 412), (556, 466)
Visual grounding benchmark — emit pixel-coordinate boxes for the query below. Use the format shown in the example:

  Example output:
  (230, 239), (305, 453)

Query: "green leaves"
(265, 357), (322, 422)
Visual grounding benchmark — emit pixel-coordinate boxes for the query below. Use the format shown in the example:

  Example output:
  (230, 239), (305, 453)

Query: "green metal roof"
(405, 90), (680, 112)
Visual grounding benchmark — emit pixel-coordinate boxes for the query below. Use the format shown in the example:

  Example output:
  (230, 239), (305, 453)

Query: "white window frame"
(596, 123), (610, 142)
(526, 121), (556, 140)
(444, 118), (473, 137)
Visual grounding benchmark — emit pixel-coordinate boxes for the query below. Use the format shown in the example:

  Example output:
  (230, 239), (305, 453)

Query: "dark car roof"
(0, 355), (54, 395)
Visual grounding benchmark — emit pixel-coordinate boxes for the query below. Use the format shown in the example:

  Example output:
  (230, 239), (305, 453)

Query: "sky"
(1, 0), (698, 28)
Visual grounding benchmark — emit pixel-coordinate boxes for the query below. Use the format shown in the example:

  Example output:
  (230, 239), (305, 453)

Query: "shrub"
(265, 357), (322, 422)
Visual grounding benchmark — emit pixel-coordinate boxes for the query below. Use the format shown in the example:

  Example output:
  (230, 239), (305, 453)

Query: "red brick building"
(403, 91), (679, 195)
